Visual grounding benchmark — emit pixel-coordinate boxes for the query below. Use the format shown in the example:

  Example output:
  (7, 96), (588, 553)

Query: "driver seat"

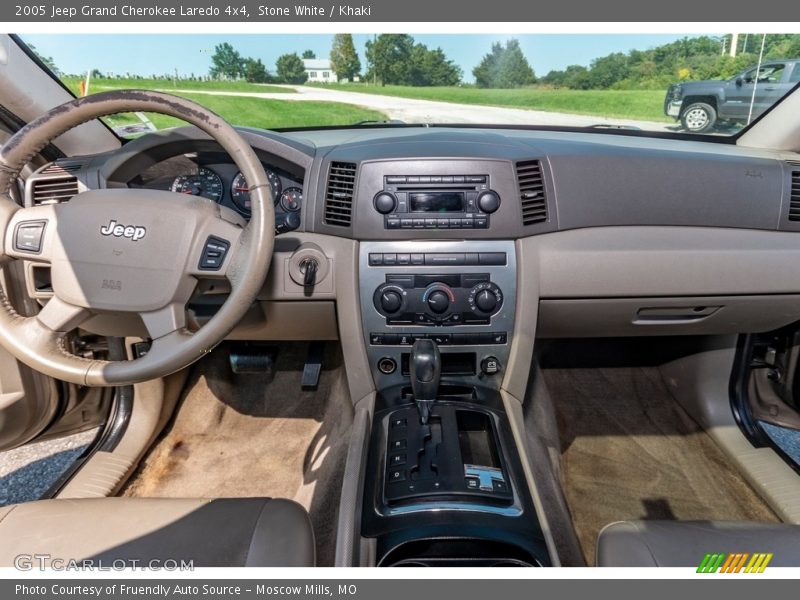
(0, 497), (315, 567)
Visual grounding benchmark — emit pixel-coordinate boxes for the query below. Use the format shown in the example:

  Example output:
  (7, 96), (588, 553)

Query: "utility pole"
(730, 33), (739, 57)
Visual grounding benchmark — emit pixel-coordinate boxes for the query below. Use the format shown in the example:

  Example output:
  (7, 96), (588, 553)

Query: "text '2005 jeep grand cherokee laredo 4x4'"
(665, 59), (800, 132)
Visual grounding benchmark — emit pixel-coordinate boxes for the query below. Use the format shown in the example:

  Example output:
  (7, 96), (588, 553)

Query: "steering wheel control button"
(198, 236), (230, 271)
(14, 221), (46, 253)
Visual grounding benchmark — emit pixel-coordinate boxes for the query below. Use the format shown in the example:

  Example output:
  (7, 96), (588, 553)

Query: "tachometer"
(231, 169), (281, 215)
(170, 167), (223, 203)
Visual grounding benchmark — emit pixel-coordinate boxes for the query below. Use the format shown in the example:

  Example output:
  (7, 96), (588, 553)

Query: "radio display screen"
(408, 192), (465, 213)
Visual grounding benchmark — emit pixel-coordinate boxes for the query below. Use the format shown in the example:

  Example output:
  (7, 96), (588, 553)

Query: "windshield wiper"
(350, 119), (408, 126)
(587, 123), (642, 131)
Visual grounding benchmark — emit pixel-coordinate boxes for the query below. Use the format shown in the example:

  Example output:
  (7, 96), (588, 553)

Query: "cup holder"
(379, 538), (541, 567)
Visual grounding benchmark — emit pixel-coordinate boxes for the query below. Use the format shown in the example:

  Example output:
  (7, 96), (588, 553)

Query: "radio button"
(474, 217), (489, 228)
(407, 176), (420, 183)
(383, 253), (397, 265)
(453, 175), (465, 183)
(441, 176), (453, 183)
(400, 218), (413, 228)
(479, 252), (506, 265)
(386, 218), (401, 229)
(412, 218), (426, 228)
(448, 218), (462, 228)
(437, 218), (450, 228)
(418, 176), (431, 183)
(386, 176), (406, 184)
(462, 219), (474, 228)
(424, 218), (437, 228)
(411, 253), (425, 265)
(368, 253), (383, 266)
(396, 253), (411, 265)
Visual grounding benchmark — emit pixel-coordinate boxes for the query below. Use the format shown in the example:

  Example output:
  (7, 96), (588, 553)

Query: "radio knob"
(477, 190), (501, 214)
(427, 290), (450, 314)
(380, 290), (403, 313)
(475, 289), (499, 313)
(374, 192), (397, 215)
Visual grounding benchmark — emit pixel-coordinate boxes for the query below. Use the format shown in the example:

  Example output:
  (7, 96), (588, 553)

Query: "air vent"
(324, 161), (357, 227)
(790, 163), (800, 222)
(41, 161), (83, 175)
(515, 160), (548, 226)
(32, 176), (79, 205)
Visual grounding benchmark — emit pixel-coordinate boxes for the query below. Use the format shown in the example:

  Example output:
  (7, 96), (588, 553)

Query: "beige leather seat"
(0, 497), (314, 567)
(597, 520), (800, 567)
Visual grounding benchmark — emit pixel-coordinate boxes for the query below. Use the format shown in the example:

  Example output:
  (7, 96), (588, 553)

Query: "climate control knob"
(380, 290), (403, 313)
(427, 290), (450, 314)
(477, 190), (501, 214)
(475, 289), (498, 313)
(468, 282), (503, 316)
(373, 192), (397, 215)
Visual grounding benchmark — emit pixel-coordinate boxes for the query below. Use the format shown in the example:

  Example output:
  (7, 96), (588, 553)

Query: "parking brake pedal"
(301, 342), (325, 391)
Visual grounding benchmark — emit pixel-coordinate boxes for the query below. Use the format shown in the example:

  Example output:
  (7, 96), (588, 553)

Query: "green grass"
(96, 91), (386, 134)
(61, 76), (294, 96)
(309, 83), (671, 123)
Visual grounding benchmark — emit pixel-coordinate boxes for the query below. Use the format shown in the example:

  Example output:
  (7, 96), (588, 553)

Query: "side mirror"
(735, 77), (743, 87)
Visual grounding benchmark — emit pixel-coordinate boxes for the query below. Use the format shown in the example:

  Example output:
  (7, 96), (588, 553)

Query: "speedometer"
(170, 167), (223, 203)
(231, 169), (281, 215)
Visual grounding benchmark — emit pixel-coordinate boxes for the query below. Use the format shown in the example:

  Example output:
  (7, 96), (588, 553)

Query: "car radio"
(373, 175), (501, 230)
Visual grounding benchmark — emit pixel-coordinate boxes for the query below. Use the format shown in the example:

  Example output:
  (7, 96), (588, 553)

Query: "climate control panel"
(373, 274), (504, 326)
(360, 240), (517, 390)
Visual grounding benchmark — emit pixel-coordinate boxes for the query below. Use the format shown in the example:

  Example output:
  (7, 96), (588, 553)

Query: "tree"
(407, 46), (462, 86)
(243, 58), (270, 83)
(330, 34), (361, 82)
(276, 53), (308, 84)
(302, 50), (316, 59)
(209, 42), (244, 80)
(365, 34), (414, 86)
(473, 39), (535, 88)
(27, 44), (59, 75)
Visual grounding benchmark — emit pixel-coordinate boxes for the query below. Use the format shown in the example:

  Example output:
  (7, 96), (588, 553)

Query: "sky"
(21, 33), (717, 81)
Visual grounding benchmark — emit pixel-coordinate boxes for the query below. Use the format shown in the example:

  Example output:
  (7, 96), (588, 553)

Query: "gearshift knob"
(410, 339), (441, 424)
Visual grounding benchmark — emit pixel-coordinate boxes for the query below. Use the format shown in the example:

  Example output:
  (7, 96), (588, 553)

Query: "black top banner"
(3, 0), (800, 22)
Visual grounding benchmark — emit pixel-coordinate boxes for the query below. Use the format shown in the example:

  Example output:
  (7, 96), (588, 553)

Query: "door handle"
(764, 86), (777, 91)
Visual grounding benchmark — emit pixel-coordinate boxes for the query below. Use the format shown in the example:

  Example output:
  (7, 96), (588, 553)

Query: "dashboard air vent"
(790, 165), (800, 222)
(31, 175), (79, 205)
(324, 161), (357, 227)
(515, 160), (548, 226)
(41, 160), (83, 175)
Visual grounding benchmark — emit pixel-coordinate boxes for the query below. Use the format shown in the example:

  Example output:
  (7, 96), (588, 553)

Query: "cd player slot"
(395, 185), (476, 192)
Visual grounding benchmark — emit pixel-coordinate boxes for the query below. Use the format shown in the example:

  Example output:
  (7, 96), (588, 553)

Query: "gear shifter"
(410, 338), (441, 424)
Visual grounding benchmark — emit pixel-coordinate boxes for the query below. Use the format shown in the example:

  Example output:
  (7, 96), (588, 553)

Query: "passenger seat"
(597, 520), (800, 567)
(0, 497), (314, 567)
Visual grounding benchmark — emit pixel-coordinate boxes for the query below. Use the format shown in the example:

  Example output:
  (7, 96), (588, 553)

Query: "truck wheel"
(680, 102), (717, 132)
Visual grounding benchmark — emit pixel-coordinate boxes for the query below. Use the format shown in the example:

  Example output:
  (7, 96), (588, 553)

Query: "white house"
(303, 59), (337, 83)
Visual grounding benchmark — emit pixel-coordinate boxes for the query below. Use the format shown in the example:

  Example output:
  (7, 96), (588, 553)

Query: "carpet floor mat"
(122, 343), (352, 566)
(545, 366), (778, 565)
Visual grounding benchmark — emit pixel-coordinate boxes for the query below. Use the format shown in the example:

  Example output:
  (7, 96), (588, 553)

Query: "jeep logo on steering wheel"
(100, 220), (147, 242)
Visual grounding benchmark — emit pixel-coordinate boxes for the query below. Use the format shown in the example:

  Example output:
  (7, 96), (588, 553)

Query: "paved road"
(0, 429), (97, 506)
(173, 84), (677, 132)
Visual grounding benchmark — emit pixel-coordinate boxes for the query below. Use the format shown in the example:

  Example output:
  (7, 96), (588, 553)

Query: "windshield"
(19, 33), (800, 139)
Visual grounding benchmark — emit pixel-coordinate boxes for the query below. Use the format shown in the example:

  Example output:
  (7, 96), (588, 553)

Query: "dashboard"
(20, 124), (800, 398)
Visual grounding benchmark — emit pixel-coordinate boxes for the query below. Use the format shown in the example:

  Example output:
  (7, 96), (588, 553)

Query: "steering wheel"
(0, 90), (275, 386)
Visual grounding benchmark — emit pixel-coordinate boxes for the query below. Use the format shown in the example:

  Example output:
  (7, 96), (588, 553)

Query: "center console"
(358, 238), (549, 567)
